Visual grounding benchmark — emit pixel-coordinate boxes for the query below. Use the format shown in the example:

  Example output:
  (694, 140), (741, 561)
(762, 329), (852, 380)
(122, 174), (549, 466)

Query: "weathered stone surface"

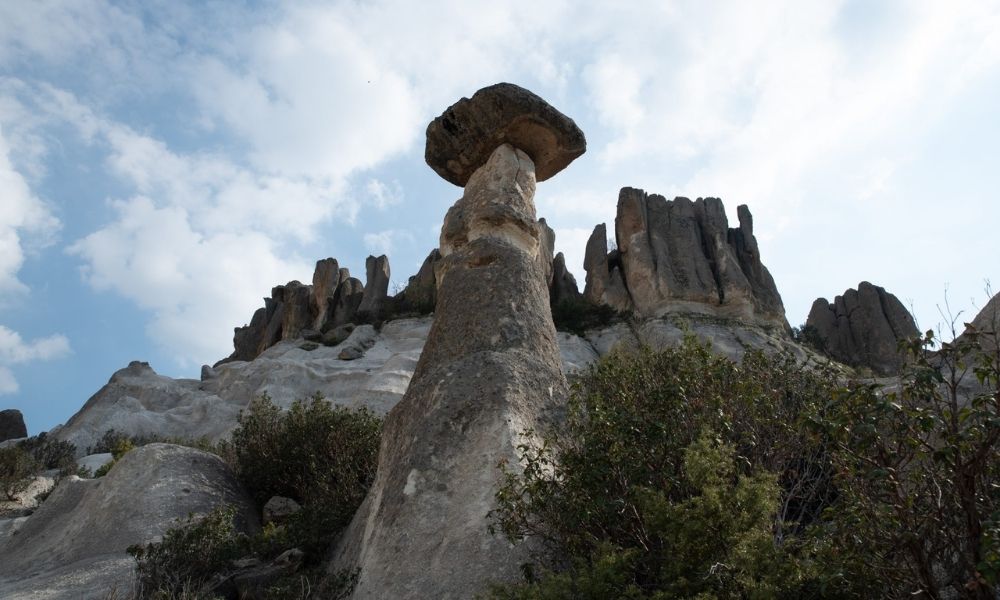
(0, 444), (258, 599)
(539, 217), (556, 287)
(312, 258), (342, 329)
(54, 320), (433, 454)
(584, 188), (787, 327)
(278, 282), (312, 341)
(583, 223), (632, 311)
(425, 82), (586, 186)
(550, 252), (581, 305)
(357, 255), (390, 322)
(397, 249), (440, 314)
(0, 409), (27, 442)
(332, 277), (365, 327)
(337, 325), (377, 361)
(806, 281), (919, 375)
(332, 144), (569, 598)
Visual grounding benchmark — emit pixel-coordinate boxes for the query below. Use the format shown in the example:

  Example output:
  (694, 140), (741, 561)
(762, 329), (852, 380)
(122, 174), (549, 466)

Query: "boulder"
(277, 281), (313, 341)
(337, 325), (378, 361)
(425, 82), (586, 186)
(332, 142), (575, 598)
(0, 444), (258, 599)
(0, 409), (27, 442)
(357, 255), (390, 322)
(806, 281), (919, 375)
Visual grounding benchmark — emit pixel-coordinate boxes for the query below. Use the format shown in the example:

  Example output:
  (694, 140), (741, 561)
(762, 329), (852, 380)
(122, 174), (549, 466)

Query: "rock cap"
(425, 82), (586, 186)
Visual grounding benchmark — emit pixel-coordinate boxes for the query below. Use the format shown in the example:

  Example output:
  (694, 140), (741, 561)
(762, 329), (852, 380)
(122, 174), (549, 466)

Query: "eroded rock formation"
(584, 189), (787, 328)
(0, 409), (26, 442)
(332, 83), (584, 599)
(225, 255), (393, 364)
(806, 281), (919, 375)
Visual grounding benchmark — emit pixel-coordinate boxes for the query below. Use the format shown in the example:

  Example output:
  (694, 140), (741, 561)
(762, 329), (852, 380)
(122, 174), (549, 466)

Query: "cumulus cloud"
(0, 125), (59, 297)
(0, 326), (71, 394)
(366, 179), (404, 211)
(363, 229), (413, 257)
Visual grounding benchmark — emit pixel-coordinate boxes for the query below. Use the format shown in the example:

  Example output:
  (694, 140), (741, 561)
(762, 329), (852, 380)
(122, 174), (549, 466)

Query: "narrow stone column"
(330, 83), (586, 599)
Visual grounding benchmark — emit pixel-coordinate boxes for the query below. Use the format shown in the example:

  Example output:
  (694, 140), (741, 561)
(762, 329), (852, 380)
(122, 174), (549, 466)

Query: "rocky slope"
(0, 444), (258, 599)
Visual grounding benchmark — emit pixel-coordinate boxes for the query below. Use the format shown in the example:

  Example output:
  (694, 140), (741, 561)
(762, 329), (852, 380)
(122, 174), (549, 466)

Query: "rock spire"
(331, 83), (585, 598)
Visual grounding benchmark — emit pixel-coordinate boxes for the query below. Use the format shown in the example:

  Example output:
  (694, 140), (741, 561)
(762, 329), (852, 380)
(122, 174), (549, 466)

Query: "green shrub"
(488, 338), (842, 598)
(128, 505), (247, 598)
(812, 326), (1000, 598)
(550, 296), (623, 336)
(17, 432), (77, 473)
(0, 445), (38, 502)
(228, 394), (381, 531)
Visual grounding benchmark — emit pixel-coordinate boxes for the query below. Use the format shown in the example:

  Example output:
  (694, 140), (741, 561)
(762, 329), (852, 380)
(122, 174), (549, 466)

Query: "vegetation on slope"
(487, 328), (1000, 599)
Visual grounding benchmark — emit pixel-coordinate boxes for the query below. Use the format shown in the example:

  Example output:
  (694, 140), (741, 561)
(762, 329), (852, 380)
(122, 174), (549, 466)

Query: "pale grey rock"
(76, 453), (112, 475)
(425, 82), (586, 186)
(337, 325), (377, 360)
(0, 409), (27, 442)
(357, 255), (390, 322)
(806, 281), (918, 375)
(0, 473), (55, 515)
(538, 218), (556, 288)
(55, 320), (433, 454)
(262, 496), (301, 526)
(0, 444), (258, 600)
(332, 143), (571, 598)
(200, 364), (217, 381)
(557, 331), (600, 374)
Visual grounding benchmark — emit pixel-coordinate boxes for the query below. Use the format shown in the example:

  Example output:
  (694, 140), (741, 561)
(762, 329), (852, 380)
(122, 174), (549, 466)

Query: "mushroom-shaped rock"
(425, 82), (586, 186)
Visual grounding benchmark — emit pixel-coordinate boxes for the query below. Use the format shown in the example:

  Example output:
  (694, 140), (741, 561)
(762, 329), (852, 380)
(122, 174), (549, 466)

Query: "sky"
(1, 0), (999, 434)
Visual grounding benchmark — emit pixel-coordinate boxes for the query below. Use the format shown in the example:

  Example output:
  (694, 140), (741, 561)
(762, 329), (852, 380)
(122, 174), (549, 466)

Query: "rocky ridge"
(585, 188), (788, 329)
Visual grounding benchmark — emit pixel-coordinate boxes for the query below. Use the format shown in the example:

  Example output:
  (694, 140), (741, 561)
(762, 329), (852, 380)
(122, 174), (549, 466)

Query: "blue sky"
(2, 0), (999, 434)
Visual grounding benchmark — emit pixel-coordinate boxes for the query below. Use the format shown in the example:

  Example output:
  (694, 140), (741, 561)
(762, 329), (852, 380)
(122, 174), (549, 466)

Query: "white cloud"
(366, 178), (403, 211)
(0, 325), (71, 395)
(363, 229), (412, 257)
(0, 123), (59, 297)
(69, 196), (312, 366)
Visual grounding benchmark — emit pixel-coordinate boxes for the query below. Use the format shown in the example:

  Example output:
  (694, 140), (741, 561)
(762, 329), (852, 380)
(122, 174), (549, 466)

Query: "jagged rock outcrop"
(584, 190), (787, 328)
(357, 255), (390, 322)
(424, 82), (586, 186)
(583, 222), (632, 311)
(806, 281), (919, 375)
(550, 252), (581, 305)
(0, 444), (258, 599)
(54, 319), (433, 455)
(332, 84), (585, 599)
(0, 409), (27, 442)
(225, 256), (392, 364)
(396, 249), (440, 313)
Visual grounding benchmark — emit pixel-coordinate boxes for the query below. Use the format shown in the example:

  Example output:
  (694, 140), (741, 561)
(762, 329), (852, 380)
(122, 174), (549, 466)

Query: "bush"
(228, 393), (381, 536)
(550, 296), (623, 336)
(812, 325), (1000, 598)
(488, 338), (841, 598)
(128, 505), (247, 597)
(128, 394), (379, 599)
(0, 445), (38, 502)
(17, 432), (77, 473)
